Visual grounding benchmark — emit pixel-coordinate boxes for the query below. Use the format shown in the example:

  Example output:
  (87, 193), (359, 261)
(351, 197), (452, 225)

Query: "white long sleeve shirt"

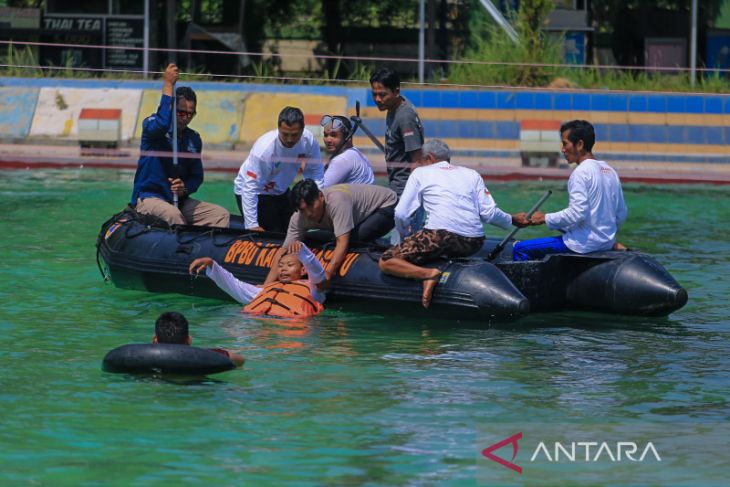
(205, 243), (327, 305)
(394, 161), (513, 238)
(546, 158), (628, 253)
(323, 147), (375, 187)
(234, 129), (324, 229)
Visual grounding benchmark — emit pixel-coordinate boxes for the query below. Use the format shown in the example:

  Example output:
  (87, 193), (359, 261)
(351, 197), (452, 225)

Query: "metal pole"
(478, 0), (518, 44)
(143, 0), (150, 78)
(418, 0), (425, 83)
(690, 0), (698, 87)
(172, 89), (179, 208)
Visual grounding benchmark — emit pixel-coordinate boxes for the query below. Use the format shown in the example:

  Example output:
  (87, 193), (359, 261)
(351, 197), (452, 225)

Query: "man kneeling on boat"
(265, 179), (398, 288)
(131, 63), (230, 228)
(512, 120), (628, 261)
(189, 241), (325, 318)
(379, 139), (530, 308)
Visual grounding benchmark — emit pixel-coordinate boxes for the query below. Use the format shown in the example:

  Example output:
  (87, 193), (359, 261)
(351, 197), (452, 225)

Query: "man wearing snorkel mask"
(320, 115), (375, 187)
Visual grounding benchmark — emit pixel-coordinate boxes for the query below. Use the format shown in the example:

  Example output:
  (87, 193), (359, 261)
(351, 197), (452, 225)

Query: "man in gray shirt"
(370, 67), (425, 196)
(264, 179), (397, 287)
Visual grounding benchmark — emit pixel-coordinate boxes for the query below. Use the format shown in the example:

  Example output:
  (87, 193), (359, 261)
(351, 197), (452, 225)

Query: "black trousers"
(235, 190), (292, 234)
(349, 203), (396, 243)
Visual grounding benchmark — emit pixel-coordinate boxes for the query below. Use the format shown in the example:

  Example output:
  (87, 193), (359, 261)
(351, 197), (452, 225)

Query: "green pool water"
(1, 169), (728, 486)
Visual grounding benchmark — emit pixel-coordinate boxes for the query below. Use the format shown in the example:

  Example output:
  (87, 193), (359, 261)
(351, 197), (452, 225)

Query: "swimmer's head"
(277, 252), (306, 283)
(153, 311), (192, 345)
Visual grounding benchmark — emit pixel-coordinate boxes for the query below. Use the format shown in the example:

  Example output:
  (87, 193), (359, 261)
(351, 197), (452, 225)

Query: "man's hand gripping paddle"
(172, 86), (179, 208)
(487, 190), (552, 261)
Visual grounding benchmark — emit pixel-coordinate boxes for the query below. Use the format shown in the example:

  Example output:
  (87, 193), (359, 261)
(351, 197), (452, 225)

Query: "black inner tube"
(102, 343), (236, 375)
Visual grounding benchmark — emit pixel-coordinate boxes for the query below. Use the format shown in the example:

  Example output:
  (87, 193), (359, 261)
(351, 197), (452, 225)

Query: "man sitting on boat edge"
(130, 63), (230, 228)
(513, 120), (628, 261)
(379, 139), (530, 308)
(190, 241), (325, 318)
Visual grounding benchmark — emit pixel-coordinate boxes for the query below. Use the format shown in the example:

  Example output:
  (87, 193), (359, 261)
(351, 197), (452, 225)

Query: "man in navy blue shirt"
(131, 63), (229, 227)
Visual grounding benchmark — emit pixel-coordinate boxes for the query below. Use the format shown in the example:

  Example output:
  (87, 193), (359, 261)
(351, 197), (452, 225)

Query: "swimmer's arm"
(210, 348), (245, 367)
(296, 243), (327, 303)
(205, 261), (261, 304)
(228, 351), (245, 367)
(224, 350), (245, 367)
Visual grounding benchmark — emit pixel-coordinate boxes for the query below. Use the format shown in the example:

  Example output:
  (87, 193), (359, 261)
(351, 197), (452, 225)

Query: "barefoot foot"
(421, 269), (442, 308)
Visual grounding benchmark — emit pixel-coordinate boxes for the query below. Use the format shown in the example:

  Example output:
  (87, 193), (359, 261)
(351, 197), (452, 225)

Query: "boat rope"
(95, 245), (111, 282)
(174, 227), (216, 244)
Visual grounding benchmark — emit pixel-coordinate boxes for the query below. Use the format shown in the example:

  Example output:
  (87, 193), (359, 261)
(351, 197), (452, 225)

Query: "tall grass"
(2, 44), (45, 77)
(447, 0), (730, 93)
(2, 33), (728, 92)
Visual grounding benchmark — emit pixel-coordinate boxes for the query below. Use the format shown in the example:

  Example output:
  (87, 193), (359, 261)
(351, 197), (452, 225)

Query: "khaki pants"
(136, 197), (230, 228)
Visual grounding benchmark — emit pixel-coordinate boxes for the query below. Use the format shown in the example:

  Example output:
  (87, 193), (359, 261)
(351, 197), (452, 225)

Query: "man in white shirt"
(234, 106), (324, 233)
(379, 139), (529, 308)
(321, 115), (375, 187)
(513, 120), (628, 261)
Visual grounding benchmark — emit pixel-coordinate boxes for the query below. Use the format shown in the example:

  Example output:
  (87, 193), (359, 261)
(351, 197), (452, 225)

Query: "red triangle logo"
(481, 432), (523, 474)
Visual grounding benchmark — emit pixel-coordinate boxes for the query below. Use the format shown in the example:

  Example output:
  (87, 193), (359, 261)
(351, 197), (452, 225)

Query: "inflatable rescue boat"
(96, 209), (688, 322)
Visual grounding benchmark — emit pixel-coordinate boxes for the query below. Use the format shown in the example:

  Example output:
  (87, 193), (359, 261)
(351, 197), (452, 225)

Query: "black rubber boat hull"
(96, 214), (687, 322)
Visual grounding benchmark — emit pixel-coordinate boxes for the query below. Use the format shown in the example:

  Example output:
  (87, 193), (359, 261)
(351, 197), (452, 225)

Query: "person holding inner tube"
(321, 115), (375, 187)
(153, 311), (245, 367)
(189, 241), (326, 318)
(512, 120), (628, 261)
(131, 63), (230, 227)
(264, 179), (398, 289)
(379, 139), (531, 308)
(233, 107), (324, 233)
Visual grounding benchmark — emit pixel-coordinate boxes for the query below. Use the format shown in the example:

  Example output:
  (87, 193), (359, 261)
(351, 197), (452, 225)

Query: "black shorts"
(349, 203), (396, 243)
(235, 190), (292, 234)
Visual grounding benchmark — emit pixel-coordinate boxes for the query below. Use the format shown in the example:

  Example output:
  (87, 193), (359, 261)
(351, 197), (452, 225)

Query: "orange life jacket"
(243, 281), (324, 318)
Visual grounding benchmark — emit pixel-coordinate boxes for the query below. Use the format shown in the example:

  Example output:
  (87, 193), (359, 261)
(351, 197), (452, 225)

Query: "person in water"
(320, 115), (375, 187)
(153, 311), (245, 366)
(513, 120), (628, 261)
(189, 241), (326, 318)
(131, 63), (230, 227)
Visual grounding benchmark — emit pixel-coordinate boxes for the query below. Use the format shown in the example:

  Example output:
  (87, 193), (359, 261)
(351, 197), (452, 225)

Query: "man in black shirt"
(369, 68), (425, 197)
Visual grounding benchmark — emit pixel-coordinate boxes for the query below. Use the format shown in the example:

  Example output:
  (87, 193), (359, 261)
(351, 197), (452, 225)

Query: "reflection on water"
(0, 171), (728, 484)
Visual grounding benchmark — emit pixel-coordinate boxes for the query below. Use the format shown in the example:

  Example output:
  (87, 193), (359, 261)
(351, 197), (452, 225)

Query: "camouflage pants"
(380, 229), (484, 265)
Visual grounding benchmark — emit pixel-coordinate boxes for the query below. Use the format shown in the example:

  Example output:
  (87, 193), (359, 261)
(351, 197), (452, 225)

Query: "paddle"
(340, 100), (361, 149)
(172, 84), (179, 208)
(486, 190), (552, 261)
(350, 100), (386, 154)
